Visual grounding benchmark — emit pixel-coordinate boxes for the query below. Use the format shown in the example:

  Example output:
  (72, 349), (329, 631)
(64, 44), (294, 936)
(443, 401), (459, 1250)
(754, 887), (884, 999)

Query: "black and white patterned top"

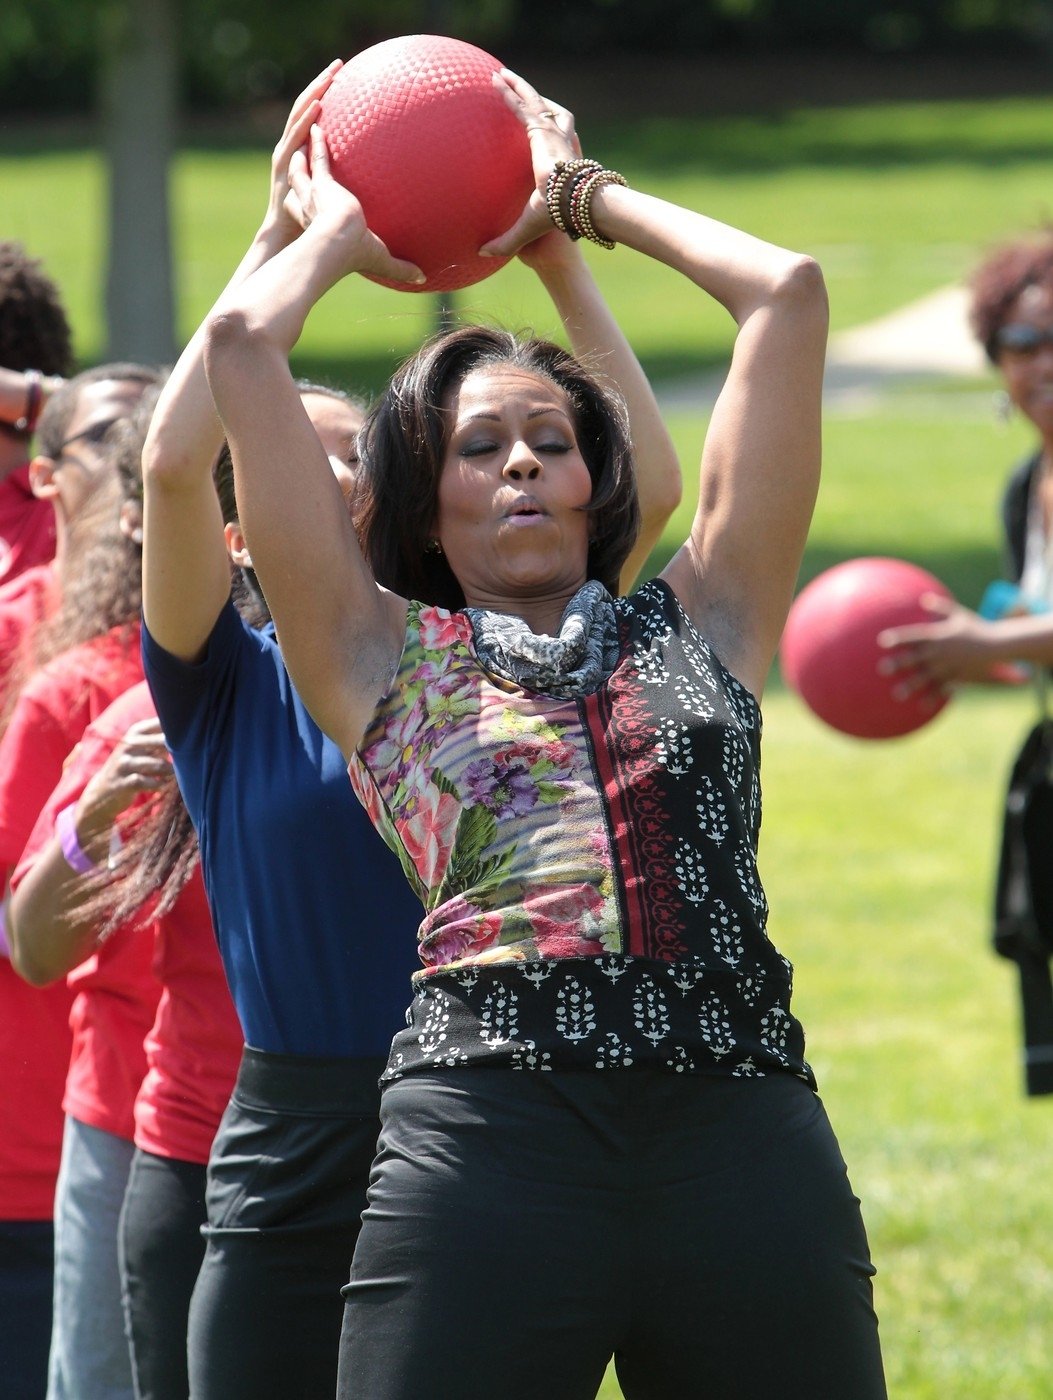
(349, 578), (814, 1087)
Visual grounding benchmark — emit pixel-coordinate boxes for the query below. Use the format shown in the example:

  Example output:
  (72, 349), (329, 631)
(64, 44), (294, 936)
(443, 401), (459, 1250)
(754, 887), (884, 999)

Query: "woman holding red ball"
(202, 60), (885, 1400)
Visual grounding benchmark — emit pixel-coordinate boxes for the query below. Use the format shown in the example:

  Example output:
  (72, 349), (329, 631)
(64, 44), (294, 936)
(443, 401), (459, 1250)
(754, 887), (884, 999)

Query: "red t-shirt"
(0, 961), (74, 1219)
(13, 680), (163, 1140)
(0, 624), (143, 1218)
(0, 561), (56, 709)
(0, 463), (55, 588)
(135, 865), (242, 1165)
(13, 682), (241, 1165)
(0, 622), (143, 886)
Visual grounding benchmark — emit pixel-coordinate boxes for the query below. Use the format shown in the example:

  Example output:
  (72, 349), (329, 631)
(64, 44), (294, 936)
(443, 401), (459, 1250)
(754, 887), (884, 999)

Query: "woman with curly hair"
(881, 234), (1053, 1096)
(882, 233), (1053, 686)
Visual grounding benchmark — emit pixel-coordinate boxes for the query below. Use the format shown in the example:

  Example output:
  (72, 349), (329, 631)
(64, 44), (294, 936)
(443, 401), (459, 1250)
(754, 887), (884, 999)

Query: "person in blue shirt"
(142, 384), (419, 1400)
(140, 64), (679, 1400)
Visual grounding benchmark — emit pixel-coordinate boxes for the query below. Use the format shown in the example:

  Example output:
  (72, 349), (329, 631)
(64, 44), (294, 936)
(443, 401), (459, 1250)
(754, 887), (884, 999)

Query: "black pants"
(187, 1048), (385, 1400)
(0, 1219), (53, 1400)
(338, 1068), (887, 1400)
(119, 1149), (207, 1400)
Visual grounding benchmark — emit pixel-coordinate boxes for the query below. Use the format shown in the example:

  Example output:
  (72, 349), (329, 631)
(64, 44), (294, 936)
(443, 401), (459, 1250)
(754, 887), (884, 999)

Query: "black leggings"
(119, 1149), (208, 1400)
(187, 1049), (385, 1400)
(0, 1219), (53, 1400)
(338, 1068), (887, 1400)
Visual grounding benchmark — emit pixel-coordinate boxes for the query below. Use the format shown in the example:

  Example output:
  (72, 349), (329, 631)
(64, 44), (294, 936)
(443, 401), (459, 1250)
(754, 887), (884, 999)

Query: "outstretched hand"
(481, 69), (581, 259)
(284, 124), (424, 286)
(877, 595), (1026, 692)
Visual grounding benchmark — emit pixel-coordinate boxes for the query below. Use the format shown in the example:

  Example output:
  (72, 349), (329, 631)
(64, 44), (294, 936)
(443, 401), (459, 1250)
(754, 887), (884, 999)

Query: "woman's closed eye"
(459, 438), (500, 459)
(459, 436), (573, 459)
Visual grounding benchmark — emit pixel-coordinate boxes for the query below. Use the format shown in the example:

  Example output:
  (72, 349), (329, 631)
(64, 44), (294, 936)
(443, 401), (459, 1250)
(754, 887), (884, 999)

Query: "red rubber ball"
(319, 34), (534, 294)
(779, 556), (954, 739)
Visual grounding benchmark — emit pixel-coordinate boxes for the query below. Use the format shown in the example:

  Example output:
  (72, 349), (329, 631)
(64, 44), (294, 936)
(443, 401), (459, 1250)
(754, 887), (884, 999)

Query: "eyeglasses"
(994, 323), (1053, 357)
(47, 417), (123, 467)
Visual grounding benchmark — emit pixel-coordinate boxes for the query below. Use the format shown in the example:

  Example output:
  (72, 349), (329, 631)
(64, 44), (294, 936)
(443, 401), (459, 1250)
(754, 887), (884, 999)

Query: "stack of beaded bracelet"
(544, 159), (628, 249)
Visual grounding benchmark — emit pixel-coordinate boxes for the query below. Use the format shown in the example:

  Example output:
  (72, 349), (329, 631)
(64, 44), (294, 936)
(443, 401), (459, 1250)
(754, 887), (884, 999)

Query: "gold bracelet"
(544, 159), (601, 235)
(567, 168), (627, 249)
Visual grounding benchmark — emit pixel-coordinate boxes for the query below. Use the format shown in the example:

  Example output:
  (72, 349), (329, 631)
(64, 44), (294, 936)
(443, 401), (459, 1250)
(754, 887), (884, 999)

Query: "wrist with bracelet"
(56, 803), (123, 875)
(544, 159), (628, 249)
(13, 369), (44, 434)
(56, 803), (99, 875)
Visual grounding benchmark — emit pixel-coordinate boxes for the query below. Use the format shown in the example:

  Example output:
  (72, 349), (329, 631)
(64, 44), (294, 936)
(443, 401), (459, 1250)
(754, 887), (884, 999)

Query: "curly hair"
(0, 241), (73, 379)
(354, 326), (639, 609)
(970, 231), (1053, 364)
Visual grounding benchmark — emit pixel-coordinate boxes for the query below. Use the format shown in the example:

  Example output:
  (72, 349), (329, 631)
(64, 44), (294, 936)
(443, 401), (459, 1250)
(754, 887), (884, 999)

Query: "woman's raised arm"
(517, 226), (681, 593)
(487, 70), (827, 699)
(622, 189), (827, 697)
(143, 62), (342, 664)
(202, 123), (422, 756)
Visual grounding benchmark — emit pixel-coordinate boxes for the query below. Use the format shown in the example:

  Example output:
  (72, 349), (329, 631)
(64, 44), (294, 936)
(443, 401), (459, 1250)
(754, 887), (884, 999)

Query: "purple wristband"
(56, 804), (97, 875)
(0, 904), (9, 959)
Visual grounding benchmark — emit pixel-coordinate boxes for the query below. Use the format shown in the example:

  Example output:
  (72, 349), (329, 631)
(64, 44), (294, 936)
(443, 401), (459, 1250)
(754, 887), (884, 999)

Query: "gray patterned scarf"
(464, 579), (620, 699)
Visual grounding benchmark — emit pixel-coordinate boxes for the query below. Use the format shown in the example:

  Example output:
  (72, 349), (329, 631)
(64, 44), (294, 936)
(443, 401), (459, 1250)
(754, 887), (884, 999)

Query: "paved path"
(657, 282), (992, 413)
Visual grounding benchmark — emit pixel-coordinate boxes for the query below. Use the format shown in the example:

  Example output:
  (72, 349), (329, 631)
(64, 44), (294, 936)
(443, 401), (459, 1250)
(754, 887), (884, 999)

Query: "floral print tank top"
(349, 578), (814, 1086)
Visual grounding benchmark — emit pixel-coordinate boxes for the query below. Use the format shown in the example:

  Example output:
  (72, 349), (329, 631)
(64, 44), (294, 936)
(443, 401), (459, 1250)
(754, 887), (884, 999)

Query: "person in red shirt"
(0, 377), (160, 1400)
(10, 680), (243, 1400)
(0, 242), (73, 589)
(0, 363), (162, 734)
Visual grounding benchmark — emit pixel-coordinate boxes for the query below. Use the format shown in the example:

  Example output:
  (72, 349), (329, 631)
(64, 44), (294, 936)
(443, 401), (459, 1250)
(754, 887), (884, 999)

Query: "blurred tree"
(101, 0), (178, 363)
(0, 0), (1043, 117)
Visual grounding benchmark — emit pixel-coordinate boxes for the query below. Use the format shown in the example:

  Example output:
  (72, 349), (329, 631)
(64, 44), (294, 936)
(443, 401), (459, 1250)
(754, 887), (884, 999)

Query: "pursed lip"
(501, 494), (548, 520)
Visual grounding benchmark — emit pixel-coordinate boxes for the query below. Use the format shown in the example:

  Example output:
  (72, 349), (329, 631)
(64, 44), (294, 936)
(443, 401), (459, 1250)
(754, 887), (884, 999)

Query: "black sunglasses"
(53, 417), (120, 458)
(994, 323), (1053, 356)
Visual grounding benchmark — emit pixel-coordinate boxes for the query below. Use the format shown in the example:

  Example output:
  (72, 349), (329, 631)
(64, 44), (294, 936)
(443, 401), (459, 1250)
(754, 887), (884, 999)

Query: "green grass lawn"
(6, 92), (1053, 1397)
(7, 94), (1053, 386)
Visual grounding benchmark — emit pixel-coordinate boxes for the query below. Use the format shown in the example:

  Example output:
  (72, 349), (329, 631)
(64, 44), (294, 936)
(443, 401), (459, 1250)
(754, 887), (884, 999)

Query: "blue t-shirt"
(142, 600), (422, 1057)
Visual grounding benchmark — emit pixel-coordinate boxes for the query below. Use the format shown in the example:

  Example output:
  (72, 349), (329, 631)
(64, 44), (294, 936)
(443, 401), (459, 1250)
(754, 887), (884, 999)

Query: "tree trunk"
(100, 0), (178, 365)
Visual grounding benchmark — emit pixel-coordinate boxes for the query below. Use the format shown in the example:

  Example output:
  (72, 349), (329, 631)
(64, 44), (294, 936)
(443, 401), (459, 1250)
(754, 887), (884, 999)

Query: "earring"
(424, 538), (443, 556)
(994, 389), (1013, 426)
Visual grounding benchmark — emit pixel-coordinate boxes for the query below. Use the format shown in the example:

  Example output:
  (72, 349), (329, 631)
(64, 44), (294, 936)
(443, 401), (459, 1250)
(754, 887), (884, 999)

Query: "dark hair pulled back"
(355, 326), (639, 609)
